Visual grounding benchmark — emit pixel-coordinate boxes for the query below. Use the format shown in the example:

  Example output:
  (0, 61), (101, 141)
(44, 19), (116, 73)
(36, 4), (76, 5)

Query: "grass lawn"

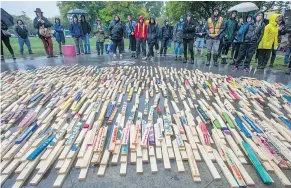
(3, 37), (287, 71)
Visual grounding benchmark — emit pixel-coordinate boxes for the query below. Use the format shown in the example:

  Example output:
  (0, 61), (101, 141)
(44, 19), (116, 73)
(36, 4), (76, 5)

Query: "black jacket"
(14, 24), (29, 39)
(33, 14), (52, 36)
(80, 21), (91, 35)
(147, 22), (159, 44)
(109, 19), (124, 40)
(183, 20), (195, 40)
(242, 20), (265, 44)
(195, 24), (207, 38)
(160, 25), (172, 40)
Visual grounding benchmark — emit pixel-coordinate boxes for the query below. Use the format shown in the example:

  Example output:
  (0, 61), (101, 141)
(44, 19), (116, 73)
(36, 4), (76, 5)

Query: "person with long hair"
(33, 8), (56, 58)
(14, 19), (33, 55)
(53, 18), (65, 55)
(126, 15), (137, 58)
(80, 14), (91, 54)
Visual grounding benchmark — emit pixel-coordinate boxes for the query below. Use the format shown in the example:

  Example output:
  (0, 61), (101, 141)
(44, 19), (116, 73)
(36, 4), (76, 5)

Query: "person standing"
(69, 14), (84, 55)
(285, 33), (291, 69)
(205, 7), (224, 66)
(14, 19), (33, 55)
(230, 14), (254, 65)
(159, 19), (172, 57)
(232, 11), (265, 72)
(53, 18), (65, 55)
(134, 15), (147, 59)
(231, 18), (244, 58)
(126, 15), (137, 57)
(33, 8), (56, 58)
(143, 16), (159, 61)
(93, 18), (106, 55)
(1, 20), (16, 61)
(80, 15), (91, 54)
(108, 15), (124, 59)
(257, 14), (281, 69)
(183, 13), (195, 64)
(173, 16), (184, 61)
(269, 15), (286, 67)
(220, 10), (238, 64)
(195, 20), (207, 57)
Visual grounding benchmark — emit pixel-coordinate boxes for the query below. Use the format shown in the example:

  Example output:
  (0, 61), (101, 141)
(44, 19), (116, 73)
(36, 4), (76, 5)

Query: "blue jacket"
(69, 22), (83, 38)
(53, 20), (65, 43)
(235, 14), (254, 43)
(126, 21), (136, 35)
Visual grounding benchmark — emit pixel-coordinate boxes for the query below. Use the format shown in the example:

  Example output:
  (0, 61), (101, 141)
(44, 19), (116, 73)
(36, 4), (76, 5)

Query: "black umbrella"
(1, 8), (14, 27)
(67, 9), (88, 15)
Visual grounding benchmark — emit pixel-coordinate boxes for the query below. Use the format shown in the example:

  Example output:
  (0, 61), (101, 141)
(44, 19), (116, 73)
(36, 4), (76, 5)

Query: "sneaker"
(120, 54), (123, 59)
(113, 54), (117, 59)
(81, 53), (84, 55)
(51, 54), (58, 58)
(244, 68), (249, 72)
(183, 60), (187, 63)
(77, 53), (80, 55)
(47, 55), (52, 58)
(175, 56), (178, 61)
(179, 56), (182, 61)
(232, 66), (238, 71)
(142, 57), (148, 60)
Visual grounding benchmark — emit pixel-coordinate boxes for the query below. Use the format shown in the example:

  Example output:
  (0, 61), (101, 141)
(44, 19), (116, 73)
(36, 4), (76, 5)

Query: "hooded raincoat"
(258, 14), (281, 49)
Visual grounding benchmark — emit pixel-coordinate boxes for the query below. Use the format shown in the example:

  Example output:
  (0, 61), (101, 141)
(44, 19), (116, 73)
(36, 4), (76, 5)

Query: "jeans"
(206, 39), (220, 55)
(112, 39), (122, 54)
(136, 39), (146, 57)
(174, 42), (183, 56)
(83, 34), (91, 53)
(18, 38), (32, 54)
(235, 43), (257, 68)
(285, 47), (291, 65)
(195, 38), (204, 55)
(40, 37), (53, 55)
(257, 49), (272, 68)
(73, 37), (84, 54)
(183, 39), (194, 60)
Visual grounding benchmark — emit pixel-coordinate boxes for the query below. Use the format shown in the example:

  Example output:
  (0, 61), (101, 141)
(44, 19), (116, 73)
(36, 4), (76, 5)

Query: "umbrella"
(1, 8), (14, 27)
(67, 9), (88, 15)
(228, 2), (259, 13)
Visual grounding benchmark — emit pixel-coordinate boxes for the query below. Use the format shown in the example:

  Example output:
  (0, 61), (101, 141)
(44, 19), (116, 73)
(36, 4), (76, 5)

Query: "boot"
(214, 54), (219, 67)
(206, 53), (211, 66)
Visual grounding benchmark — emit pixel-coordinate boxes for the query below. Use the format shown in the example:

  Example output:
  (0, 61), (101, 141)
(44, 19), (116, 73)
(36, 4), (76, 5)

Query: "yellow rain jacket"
(258, 14), (281, 49)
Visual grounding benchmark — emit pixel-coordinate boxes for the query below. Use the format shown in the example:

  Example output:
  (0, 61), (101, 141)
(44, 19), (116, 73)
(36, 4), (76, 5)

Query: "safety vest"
(137, 23), (146, 38)
(207, 16), (223, 35)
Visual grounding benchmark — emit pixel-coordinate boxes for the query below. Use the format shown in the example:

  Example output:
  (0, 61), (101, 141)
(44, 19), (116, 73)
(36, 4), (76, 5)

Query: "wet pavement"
(1, 53), (291, 188)
(1, 52), (291, 86)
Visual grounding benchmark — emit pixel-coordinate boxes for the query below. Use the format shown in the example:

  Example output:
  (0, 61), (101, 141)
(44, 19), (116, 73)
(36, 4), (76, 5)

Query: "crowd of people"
(1, 7), (291, 74)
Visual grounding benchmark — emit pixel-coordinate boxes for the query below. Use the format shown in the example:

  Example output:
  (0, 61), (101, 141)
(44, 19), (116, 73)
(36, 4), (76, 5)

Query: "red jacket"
(134, 16), (147, 39)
